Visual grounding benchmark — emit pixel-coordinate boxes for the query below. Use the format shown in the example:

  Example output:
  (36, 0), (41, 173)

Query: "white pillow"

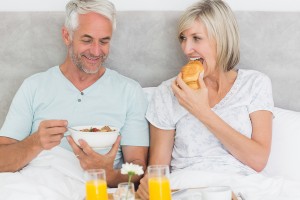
(262, 107), (300, 180)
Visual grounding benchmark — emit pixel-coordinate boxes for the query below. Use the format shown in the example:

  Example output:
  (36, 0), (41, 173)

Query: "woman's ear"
(62, 27), (71, 46)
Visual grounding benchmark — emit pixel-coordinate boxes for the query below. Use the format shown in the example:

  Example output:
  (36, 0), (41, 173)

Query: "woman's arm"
(148, 124), (175, 165)
(198, 109), (272, 172)
(137, 124), (175, 199)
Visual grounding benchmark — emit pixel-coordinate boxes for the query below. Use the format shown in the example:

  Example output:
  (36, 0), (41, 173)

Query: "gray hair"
(65, 0), (116, 38)
(178, 0), (240, 71)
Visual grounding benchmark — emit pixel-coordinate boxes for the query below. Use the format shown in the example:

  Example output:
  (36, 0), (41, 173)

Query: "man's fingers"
(79, 139), (96, 156)
(67, 135), (83, 156)
(40, 120), (68, 129)
(107, 135), (121, 157)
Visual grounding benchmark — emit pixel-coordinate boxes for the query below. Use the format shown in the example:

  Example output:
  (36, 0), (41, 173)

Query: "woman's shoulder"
(157, 77), (176, 90)
(239, 69), (270, 79)
(238, 69), (271, 84)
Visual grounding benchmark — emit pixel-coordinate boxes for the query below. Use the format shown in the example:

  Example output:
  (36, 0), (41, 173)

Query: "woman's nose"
(182, 40), (195, 55)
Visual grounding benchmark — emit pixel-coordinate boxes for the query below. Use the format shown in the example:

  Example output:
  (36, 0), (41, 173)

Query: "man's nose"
(90, 42), (101, 56)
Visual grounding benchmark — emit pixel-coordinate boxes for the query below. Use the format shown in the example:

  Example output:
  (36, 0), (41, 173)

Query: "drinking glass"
(84, 169), (108, 200)
(148, 165), (171, 200)
(113, 182), (135, 200)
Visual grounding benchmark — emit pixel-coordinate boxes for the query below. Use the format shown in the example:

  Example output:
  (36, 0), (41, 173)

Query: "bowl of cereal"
(69, 125), (119, 149)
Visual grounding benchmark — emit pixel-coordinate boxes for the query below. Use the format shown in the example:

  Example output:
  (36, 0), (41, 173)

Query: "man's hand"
(67, 135), (121, 177)
(137, 173), (149, 200)
(34, 120), (68, 150)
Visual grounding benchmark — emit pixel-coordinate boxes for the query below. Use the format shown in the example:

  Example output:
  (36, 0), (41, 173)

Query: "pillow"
(262, 107), (300, 180)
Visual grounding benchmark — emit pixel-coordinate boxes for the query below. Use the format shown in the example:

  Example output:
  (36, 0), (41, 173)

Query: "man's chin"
(81, 66), (102, 74)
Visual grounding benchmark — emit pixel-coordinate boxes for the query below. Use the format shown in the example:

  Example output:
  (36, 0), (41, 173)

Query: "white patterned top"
(146, 69), (274, 175)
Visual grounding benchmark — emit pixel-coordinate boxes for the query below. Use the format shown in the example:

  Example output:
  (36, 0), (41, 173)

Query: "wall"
(0, 0), (300, 11)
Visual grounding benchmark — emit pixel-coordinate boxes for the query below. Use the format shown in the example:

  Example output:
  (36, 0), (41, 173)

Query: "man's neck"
(59, 61), (106, 92)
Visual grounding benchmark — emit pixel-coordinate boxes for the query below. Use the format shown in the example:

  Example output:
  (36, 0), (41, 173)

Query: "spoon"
(63, 127), (77, 137)
(68, 127), (78, 131)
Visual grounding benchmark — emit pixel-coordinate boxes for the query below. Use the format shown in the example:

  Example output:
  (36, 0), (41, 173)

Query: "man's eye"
(82, 40), (91, 43)
(100, 40), (109, 45)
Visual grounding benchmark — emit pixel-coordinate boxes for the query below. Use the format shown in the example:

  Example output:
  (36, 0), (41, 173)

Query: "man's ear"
(62, 27), (71, 46)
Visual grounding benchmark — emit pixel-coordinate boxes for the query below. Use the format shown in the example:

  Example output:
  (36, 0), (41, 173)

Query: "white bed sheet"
(0, 147), (85, 200)
(170, 169), (300, 200)
(1, 146), (300, 200)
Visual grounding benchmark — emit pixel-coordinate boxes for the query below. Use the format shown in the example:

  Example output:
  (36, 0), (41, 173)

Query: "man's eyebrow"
(100, 36), (111, 41)
(81, 34), (93, 39)
(81, 34), (111, 41)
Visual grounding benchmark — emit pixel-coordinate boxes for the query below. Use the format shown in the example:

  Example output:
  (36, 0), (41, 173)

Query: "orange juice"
(148, 177), (171, 200)
(86, 180), (108, 200)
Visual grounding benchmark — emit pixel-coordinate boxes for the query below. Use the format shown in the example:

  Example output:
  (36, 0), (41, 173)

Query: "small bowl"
(69, 125), (119, 149)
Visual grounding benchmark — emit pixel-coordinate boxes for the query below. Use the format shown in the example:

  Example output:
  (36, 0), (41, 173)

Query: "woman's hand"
(171, 72), (210, 119)
(136, 173), (149, 200)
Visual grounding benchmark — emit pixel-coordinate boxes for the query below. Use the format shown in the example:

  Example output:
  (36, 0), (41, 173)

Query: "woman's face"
(180, 20), (217, 74)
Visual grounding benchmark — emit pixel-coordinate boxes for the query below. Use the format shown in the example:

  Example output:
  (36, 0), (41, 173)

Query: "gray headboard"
(1, 11), (300, 126)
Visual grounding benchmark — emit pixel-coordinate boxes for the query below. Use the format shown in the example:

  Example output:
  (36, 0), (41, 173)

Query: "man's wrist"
(106, 168), (119, 187)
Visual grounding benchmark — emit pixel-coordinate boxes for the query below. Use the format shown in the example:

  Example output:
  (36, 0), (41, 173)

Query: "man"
(0, 0), (149, 187)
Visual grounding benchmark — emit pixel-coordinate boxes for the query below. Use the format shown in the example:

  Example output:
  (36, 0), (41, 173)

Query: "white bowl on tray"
(69, 125), (119, 149)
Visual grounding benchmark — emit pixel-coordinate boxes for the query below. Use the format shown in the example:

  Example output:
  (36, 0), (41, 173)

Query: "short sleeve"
(0, 80), (34, 140)
(146, 79), (176, 130)
(248, 74), (274, 113)
(120, 84), (149, 146)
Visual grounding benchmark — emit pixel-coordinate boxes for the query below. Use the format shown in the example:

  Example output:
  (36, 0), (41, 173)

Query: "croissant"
(181, 60), (204, 89)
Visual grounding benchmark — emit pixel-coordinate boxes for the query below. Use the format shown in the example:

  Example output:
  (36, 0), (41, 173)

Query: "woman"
(137, 0), (274, 199)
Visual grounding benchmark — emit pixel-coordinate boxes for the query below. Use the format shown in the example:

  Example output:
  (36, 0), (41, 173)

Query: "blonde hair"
(65, 0), (116, 39)
(178, 0), (240, 71)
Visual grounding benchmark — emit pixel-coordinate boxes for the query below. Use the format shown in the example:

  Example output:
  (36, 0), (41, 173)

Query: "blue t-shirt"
(0, 66), (149, 168)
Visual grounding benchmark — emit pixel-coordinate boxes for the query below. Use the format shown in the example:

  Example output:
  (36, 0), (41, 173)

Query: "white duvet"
(0, 147), (85, 200)
(1, 147), (300, 200)
(170, 169), (300, 200)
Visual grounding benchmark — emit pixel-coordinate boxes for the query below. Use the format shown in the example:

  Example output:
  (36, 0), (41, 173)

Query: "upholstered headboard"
(1, 11), (300, 126)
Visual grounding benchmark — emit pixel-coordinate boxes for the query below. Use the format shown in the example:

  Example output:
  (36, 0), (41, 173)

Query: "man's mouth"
(84, 55), (100, 62)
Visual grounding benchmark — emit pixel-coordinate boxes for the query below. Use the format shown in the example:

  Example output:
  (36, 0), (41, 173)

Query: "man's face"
(68, 12), (113, 74)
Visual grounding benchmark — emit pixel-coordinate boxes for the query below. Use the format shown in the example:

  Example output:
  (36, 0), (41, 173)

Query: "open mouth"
(84, 56), (100, 62)
(190, 57), (204, 64)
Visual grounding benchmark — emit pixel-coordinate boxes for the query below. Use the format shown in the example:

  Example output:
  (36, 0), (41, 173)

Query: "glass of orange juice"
(148, 165), (171, 200)
(84, 169), (108, 200)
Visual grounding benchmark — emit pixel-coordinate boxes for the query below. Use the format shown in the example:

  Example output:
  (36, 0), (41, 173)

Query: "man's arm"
(0, 136), (42, 172)
(114, 145), (148, 186)
(0, 120), (68, 172)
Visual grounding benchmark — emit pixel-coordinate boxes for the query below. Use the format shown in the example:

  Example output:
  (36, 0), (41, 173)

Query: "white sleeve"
(248, 74), (274, 113)
(146, 80), (176, 130)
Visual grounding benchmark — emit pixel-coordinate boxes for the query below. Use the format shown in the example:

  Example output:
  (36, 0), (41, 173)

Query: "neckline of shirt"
(55, 66), (111, 94)
(212, 69), (242, 110)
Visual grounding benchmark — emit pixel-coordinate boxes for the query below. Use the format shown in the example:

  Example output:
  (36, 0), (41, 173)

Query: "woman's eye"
(179, 35), (186, 42)
(193, 36), (201, 41)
